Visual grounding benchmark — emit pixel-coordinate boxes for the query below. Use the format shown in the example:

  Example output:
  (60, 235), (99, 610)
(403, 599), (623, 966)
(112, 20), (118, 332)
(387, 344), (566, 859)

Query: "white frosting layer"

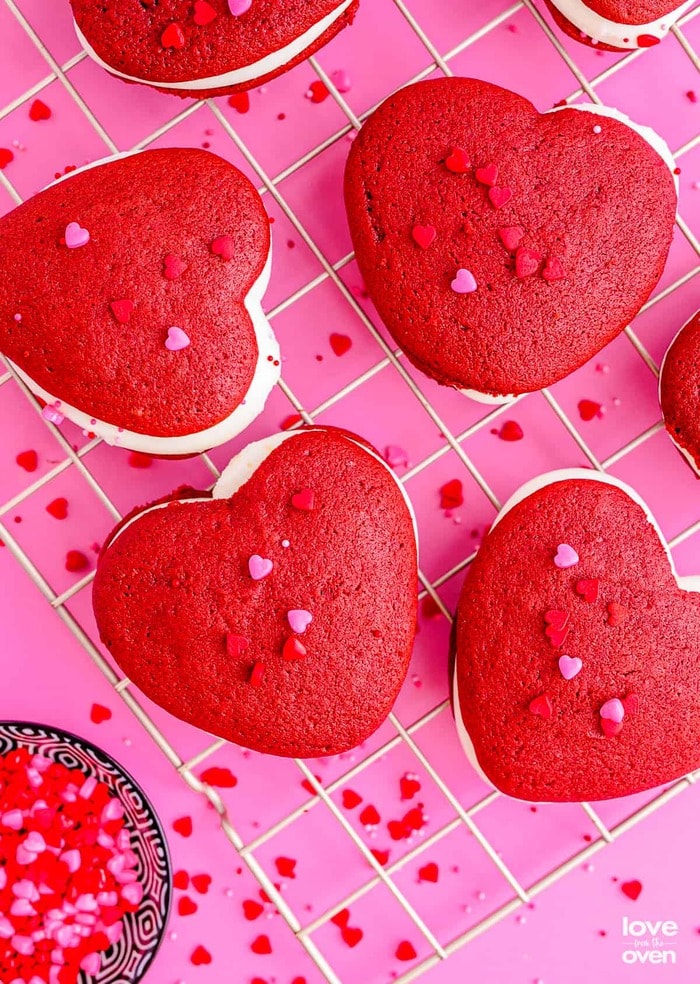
(15, 152), (279, 456)
(73, 0), (352, 91)
(549, 0), (695, 49)
(658, 310), (700, 476)
(107, 428), (419, 551)
(452, 468), (700, 797)
(460, 102), (677, 404)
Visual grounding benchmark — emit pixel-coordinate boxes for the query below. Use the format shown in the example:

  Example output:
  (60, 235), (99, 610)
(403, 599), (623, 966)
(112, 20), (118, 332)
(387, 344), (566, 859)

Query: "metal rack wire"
(0, 1), (699, 981)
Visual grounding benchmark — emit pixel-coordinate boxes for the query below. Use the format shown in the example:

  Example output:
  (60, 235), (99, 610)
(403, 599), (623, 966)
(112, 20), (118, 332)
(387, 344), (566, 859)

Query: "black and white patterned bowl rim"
(0, 721), (172, 984)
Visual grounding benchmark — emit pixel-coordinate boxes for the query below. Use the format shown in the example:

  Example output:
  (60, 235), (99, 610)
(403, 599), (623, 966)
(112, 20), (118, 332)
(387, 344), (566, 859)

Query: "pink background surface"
(0, 1), (700, 983)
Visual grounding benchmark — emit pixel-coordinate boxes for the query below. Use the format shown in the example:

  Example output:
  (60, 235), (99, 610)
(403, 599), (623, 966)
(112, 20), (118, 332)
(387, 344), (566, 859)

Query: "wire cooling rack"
(0, 1), (699, 981)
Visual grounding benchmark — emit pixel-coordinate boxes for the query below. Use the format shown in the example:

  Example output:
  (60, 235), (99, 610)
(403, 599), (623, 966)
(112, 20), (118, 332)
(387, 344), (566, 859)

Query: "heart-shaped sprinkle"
(558, 655), (582, 680)
(243, 899), (264, 920)
(359, 804), (380, 825)
(250, 661), (265, 687)
(515, 247), (542, 279)
(342, 789), (362, 809)
(330, 332), (352, 356)
(283, 637), (307, 661)
(47, 496), (69, 520)
(451, 268), (477, 294)
(529, 694), (553, 719)
(607, 601), (629, 627)
(200, 766), (237, 788)
(475, 163), (498, 187)
(89, 702), (111, 723)
(161, 22), (186, 49)
(417, 862), (438, 883)
(621, 879), (643, 900)
(498, 226), (524, 251)
(331, 69), (352, 92)
(178, 895), (198, 916)
(165, 326), (190, 351)
(488, 186), (513, 209)
(331, 910), (351, 928)
(546, 625), (570, 649)
(544, 609), (569, 631)
(396, 941), (417, 962)
(16, 449), (38, 472)
(173, 870), (189, 890)
(399, 773), (421, 800)
(173, 816), (193, 837)
(248, 554), (273, 580)
(307, 80), (329, 103)
(29, 99), (51, 122)
(623, 693), (640, 716)
(445, 147), (471, 173)
(109, 299), (134, 324)
(291, 488), (315, 511)
(64, 222), (90, 249)
(210, 235), (235, 260)
(2, 809), (23, 831)
(601, 717), (623, 738)
(575, 578), (599, 604)
(411, 224), (436, 249)
(554, 543), (579, 569)
(600, 698), (625, 723)
(228, 0), (253, 14)
(439, 478), (463, 510)
(287, 609), (313, 634)
(191, 874), (212, 894)
(0, 149), (14, 169)
(499, 420), (524, 441)
(543, 256), (566, 282)
(193, 0), (218, 25)
(251, 934), (272, 955)
(578, 399), (602, 422)
(275, 856), (296, 878)
(163, 253), (187, 279)
(190, 945), (212, 965)
(226, 633), (249, 657)
(341, 926), (363, 948)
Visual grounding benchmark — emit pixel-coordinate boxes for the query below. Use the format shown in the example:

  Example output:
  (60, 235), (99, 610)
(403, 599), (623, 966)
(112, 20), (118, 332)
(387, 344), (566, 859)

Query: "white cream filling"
(658, 310), (700, 476)
(452, 468), (700, 796)
(459, 103), (677, 404)
(13, 151), (279, 456)
(548, 0), (695, 49)
(106, 428), (419, 552)
(73, 0), (352, 91)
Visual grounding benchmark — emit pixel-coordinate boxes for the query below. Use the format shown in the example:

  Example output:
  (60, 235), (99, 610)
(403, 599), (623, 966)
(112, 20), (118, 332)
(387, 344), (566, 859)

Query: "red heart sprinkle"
(65, 549), (90, 573)
(292, 978), (307, 984)
(396, 941), (417, 961)
(544, 609), (569, 631)
(47, 496), (69, 519)
(307, 80), (329, 103)
(163, 253), (187, 279)
(341, 789), (362, 809)
(499, 420), (524, 441)
(388, 819), (407, 840)
(637, 34), (660, 46)
(607, 601), (629, 627)
(529, 694), (553, 719)
(226, 633), (249, 657)
(370, 848), (390, 865)
(90, 702), (112, 724)
(109, 299), (134, 324)
(128, 450), (153, 468)
(445, 148), (471, 173)
(421, 595), (442, 619)
(251, 934), (272, 955)
(399, 774), (421, 800)
(601, 718), (623, 738)
(403, 805), (426, 831)
(498, 226), (524, 251)
(16, 449), (38, 472)
(543, 256), (566, 281)
(301, 775), (321, 795)
(621, 879), (643, 900)
(578, 399), (602, 422)
(243, 899), (264, 920)
(191, 873), (212, 894)
(546, 625), (570, 648)
(515, 246), (542, 278)
(191, 945), (212, 965)
(291, 488), (315, 511)
(275, 856), (296, 878)
(200, 766), (237, 788)
(575, 578), (599, 604)
(341, 926), (363, 948)
(178, 895), (198, 916)
(359, 804), (381, 826)
(283, 637), (307, 661)
(0, 148), (14, 169)
(282, 413), (303, 430)
(411, 224), (437, 249)
(193, 0), (218, 25)
(250, 661), (266, 686)
(29, 99), (51, 121)
(475, 163), (498, 186)
(330, 332), (352, 356)
(174, 870), (189, 890)
(623, 694), (640, 716)
(418, 862), (439, 883)
(161, 22), (186, 49)
(173, 816), (193, 837)
(228, 92), (250, 113)
(440, 478), (463, 510)
(488, 186), (513, 209)
(330, 909), (350, 928)
(211, 235), (235, 260)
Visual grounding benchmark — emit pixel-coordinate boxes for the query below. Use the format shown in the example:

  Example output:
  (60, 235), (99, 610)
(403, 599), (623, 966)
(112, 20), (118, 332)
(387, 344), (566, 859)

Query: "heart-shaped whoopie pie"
(660, 310), (700, 475)
(0, 148), (279, 455)
(93, 427), (418, 757)
(454, 470), (700, 802)
(345, 78), (677, 400)
(71, 0), (359, 99)
(545, 0), (695, 51)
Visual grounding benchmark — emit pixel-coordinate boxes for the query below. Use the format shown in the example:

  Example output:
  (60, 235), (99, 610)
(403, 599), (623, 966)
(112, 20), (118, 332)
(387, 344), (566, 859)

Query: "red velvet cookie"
(454, 470), (700, 802)
(344, 78), (677, 400)
(544, 0), (694, 51)
(660, 310), (700, 475)
(71, 0), (359, 98)
(0, 148), (279, 455)
(93, 428), (418, 757)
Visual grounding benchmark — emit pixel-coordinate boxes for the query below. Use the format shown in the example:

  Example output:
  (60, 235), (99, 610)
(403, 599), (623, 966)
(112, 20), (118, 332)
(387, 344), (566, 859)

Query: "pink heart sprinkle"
(451, 268), (477, 294)
(228, 0), (252, 14)
(0, 917), (12, 939)
(2, 809), (23, 830)
(287, 609), (313, 633)
(248, 554), (273, 580)
(10, 898), (36, 918)
(23, 831), (46, 854)
(600, 698), (625, 723)
(165, 326), (190, 351)
(554, 543), (579, 569)
(80, 953), (101, 976)
(558, 655), (582, 680)
(60, 849), (81, 873)
(121, 882), (144, 906)
(330, 69), (352, 93)
(64, 222), (90, 249)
